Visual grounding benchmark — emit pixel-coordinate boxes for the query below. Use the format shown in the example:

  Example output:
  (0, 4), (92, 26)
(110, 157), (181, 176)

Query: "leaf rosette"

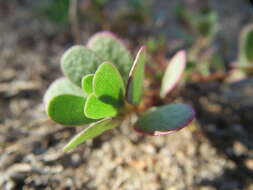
(44, 32), (196, 151)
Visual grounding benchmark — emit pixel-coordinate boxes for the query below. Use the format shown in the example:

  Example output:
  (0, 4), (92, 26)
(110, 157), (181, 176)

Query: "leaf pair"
(61, 32), (133, 87)
(83, 62), (125, 119)
(87, 32), (133, 81)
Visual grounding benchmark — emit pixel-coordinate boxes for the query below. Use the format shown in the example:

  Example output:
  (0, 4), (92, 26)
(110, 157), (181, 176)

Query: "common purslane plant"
(44, 31), (195, 152)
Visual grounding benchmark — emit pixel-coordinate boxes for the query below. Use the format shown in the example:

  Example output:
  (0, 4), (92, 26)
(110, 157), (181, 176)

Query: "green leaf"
(61, 45), (102, 86)
(82, 74), (94, 94)
(134, 103), (195, 136)
(239, 24), (253, 67)
(84, 93), (118, 119)
(160, 50), (186, 98)
(63, 118), (121, 152)
(47, 94), (96, 125)
(126, 46), (146, 105)
(93, 62), (125, 106)
(44, 78), (85, 105)
(87, 31), (133, 81)
(84, 62), (125, 119)
(44, 78), (95, 126)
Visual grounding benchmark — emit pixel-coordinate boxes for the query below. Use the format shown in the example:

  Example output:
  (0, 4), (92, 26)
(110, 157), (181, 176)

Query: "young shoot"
(44, 31), (195, 152)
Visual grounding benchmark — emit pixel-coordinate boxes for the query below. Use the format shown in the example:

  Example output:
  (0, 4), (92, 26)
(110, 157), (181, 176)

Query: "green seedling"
(226, 24), (253, 82)
(44, 31), (195, 152)
(238, 24), (253, 69)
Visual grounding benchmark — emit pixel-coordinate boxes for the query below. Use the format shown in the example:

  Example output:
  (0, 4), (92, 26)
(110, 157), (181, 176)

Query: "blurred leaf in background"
(176, 3), (225, 82)
(118, 0), (152, 22)
(40, 0), (70, 24)
(176, 4), (218, 42)
(111, 0), (153, 35)
(79, 0), (109, 26)
(38, 0), (109, 25)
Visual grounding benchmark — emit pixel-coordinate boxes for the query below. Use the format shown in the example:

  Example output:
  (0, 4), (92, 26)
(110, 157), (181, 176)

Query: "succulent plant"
(44, 31), (195, 152)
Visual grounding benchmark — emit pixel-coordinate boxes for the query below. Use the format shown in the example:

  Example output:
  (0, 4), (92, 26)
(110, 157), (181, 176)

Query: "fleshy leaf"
(239, 24), (253, 67)
(126, 46), (146, 105)
(82, 74), (94, 94)
(87, 31), (133, 81)
(134, 103), (195, 136)
(61, 45), (102, 86)
(84, 94), (118, 119)
(47, 94), (96, 125)
(63, 118), (121, 152)
(93, 62), (125, 107)
(44, 78), (85, 105)
(84, 63), (125, 119)
(160, 50), (186, 98)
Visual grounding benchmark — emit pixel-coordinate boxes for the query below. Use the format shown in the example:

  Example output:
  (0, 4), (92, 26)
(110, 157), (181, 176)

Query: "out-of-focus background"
(0, 0), (253, 189)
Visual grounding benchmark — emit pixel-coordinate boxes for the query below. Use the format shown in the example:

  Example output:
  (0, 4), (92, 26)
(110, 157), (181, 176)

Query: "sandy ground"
(0, 1), (253, 189)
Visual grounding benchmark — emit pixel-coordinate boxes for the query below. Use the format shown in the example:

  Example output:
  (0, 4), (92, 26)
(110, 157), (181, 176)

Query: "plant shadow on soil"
(182, 80), (253, 189)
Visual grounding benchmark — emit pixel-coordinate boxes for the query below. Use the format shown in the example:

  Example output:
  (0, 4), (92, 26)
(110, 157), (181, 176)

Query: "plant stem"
(69, 0), (81, 44)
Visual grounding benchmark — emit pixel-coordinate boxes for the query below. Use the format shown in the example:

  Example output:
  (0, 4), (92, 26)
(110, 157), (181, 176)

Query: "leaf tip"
(160, 50), (187, 98)
(139, 45), (147, 51)
(176, 50), (186, 60)
(63, 146), (71, 153)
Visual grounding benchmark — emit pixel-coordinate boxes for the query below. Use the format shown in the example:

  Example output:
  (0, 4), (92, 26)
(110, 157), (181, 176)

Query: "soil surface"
(0, 1), (253, 190)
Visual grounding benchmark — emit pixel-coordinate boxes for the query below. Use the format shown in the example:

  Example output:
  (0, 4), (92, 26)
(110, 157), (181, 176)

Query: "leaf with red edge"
(160, 50), (186, 98)
(134, 103), (195, 136)
(126, 46), (146, 105)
